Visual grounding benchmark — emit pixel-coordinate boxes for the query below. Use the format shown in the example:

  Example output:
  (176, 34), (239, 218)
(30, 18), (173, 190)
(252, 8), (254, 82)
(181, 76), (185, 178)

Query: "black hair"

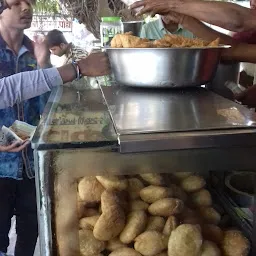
(46, 29), (68, 47)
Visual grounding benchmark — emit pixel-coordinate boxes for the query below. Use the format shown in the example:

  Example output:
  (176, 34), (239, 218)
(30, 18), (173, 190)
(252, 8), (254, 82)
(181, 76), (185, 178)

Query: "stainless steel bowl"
(106, 47), (229, 88)
(123, 21), (144, 36)
(225, 172), (255, 207)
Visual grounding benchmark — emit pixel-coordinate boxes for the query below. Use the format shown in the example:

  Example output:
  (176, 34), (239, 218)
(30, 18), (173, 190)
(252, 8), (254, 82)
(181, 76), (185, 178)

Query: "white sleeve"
(0, 68), (63, 109)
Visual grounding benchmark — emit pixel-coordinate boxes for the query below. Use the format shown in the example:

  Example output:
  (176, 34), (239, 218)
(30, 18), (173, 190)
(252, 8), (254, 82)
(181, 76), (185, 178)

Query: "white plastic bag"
(121, 0), (144, 13)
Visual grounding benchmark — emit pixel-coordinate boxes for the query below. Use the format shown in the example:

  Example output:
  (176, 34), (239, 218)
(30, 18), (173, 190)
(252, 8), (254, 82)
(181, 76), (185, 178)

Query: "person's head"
(0, 0), (35, 31)
(251, 0), (256, 9)
(46, 29), (69, 57)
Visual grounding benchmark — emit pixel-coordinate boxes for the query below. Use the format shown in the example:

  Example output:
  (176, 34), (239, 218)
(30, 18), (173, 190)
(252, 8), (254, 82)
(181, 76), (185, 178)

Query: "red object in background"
(233, 31), (256, 44)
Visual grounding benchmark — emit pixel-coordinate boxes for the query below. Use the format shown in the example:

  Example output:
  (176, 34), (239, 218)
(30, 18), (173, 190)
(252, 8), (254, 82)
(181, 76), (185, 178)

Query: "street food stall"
(32, 34), (256, 256)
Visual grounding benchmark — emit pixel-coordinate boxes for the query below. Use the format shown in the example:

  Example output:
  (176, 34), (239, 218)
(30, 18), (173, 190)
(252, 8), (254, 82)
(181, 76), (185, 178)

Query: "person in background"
(0, 0), (47, 255)
(46, 29), (93, 90)
(46, 29), (88, 65)
(140, 14), (194, 39)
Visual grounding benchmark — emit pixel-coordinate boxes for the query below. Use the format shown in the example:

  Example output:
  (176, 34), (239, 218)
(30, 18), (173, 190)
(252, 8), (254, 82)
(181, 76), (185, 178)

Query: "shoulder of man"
(71, 44), (88, 61)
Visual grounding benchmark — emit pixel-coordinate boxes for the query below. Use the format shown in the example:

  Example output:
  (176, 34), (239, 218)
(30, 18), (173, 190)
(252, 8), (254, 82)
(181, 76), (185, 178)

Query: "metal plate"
(101, 85), (256, 135)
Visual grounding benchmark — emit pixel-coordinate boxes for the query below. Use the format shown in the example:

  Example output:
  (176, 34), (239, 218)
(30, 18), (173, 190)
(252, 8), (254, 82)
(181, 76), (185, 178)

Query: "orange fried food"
(111, 33), (152, 48)
(111, 33), (220, 48)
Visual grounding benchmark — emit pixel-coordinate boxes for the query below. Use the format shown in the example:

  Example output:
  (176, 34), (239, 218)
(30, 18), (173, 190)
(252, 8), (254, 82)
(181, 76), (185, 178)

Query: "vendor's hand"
(77, 52), (111, 77)
(0, 140), (30, 153)
(130, 0), (182, 16)
(33, 35), (52, 69)
(235, 84), (256, 108)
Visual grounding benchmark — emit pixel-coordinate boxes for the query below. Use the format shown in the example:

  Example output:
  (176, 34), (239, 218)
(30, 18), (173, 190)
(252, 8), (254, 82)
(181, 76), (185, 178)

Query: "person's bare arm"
(132, 0), (256, 32)
(221, 43), (256, 63)
(181, 16), (236, 45)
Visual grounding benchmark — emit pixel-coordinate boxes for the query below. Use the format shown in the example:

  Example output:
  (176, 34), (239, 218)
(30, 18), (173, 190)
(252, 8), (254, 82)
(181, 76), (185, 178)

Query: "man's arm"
(0, 52), (110, 109)
(181, 16), (236, 45)
(132, 0), (256, 32)
(0, 68), (63, 109)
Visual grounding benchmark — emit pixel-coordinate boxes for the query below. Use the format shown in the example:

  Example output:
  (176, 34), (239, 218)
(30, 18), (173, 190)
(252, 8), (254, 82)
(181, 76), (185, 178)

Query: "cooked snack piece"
(222, 230), (250, 256)
(79, 215), (100, 230)
(120, 210), (147, 244)
(168, 224), (203, 256)
(96, 175), (128, 191)
(202, 224), (224, 245)
(130, 200), (149, 211)
(140, 185), (173, 203)
(94, 191), (126, 241)
(109, 247), (142, 256)
(199, 207), (221, 225)
(111, 33), (151, 48)
(148, 198), (184, 217)
(163, 216), (178, 236)
(128, 178), (145, 200)
(111, 34), (123, 48)
(79, 229), (105, 256)
(145, 216), (165, 232)
(111, 33), (220, 49)
(208, 38), (220, 47)
(191, 189), (212, 207)
(140, 173), (164, 186)
(181, 175), (206, 193)
(134, 231), (168, 256)
(200, 240), (221, 256)
(172, 172), (193, 181)
(78, 177), (105, 205)
(106, 238), (127, 251)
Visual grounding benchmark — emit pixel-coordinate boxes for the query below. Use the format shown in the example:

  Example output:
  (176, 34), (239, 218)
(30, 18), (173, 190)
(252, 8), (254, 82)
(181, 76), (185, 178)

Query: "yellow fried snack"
(111, 33), (220, 48)
(111, 33), (152, 48)
(145, 216), (165, 232)
(148, 198), (184, 217)
(200, 240), (221, 256)
(93, 191), (126, 241)
(168, 224), (203, 256)
(134, 231), (168, 256)
(222, 230), (250, 256)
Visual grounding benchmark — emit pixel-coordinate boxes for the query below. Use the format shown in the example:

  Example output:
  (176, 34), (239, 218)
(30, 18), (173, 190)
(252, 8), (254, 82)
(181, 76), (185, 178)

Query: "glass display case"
(32, 82), (256, 256)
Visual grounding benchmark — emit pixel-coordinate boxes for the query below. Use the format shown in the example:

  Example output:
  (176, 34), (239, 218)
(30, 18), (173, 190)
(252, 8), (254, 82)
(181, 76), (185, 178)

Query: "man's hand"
(33, 35), (52, 69)
(77, 52), (111, 77)
(0, 140), (30, 153)
(130, 0), (179, 16)
(235, 84), (256, 108)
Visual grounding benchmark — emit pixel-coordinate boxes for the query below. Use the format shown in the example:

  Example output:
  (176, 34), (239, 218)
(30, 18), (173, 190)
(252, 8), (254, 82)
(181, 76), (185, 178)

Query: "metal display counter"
(32, 83), (256, 256)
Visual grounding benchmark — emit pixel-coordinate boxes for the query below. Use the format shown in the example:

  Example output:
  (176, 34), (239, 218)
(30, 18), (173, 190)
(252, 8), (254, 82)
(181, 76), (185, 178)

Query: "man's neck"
(163, 21), (179, 33)
(0, 26), (24, 54)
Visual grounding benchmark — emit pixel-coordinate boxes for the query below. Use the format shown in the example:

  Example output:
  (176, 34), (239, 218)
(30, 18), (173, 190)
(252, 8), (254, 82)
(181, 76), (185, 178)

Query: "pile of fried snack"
(77, 172), (250, 256)
(111, 33), (220, 48)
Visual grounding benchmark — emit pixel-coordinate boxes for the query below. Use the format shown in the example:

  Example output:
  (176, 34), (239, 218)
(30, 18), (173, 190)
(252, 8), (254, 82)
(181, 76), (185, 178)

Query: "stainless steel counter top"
(101, 85), (256, 153)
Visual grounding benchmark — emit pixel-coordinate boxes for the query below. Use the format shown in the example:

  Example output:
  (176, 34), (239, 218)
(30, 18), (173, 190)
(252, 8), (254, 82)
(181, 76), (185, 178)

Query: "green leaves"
(34, 0), (60, 14)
